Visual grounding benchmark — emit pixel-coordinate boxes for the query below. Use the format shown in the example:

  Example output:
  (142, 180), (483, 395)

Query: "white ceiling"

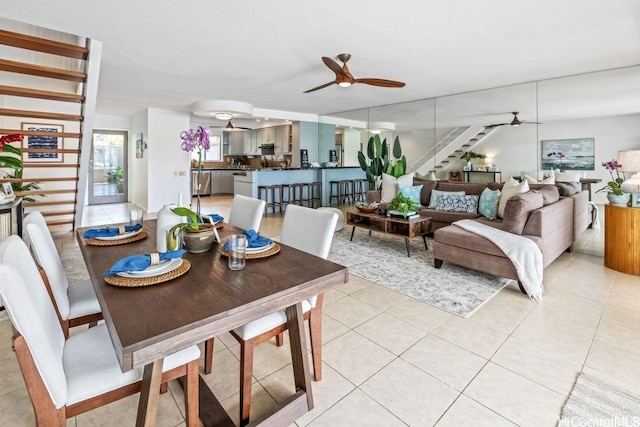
(1, 0), (640, 124)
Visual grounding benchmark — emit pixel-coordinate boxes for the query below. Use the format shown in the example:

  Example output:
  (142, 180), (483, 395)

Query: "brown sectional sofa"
(368, 178), (591, 296)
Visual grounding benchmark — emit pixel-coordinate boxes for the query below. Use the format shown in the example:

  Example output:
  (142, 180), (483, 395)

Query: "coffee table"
(346, 208), (432, 256)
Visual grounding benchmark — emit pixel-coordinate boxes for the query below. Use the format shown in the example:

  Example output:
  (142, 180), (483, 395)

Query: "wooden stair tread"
(24, 200), (76, 207)
(3, 177), (79, 183)
(0, 85), (84, 102)
(21, 148), (81, 154)
(0, 29), (87, 59)
(0, 128), (81, 139)
(15, 189), (77, 196)
(0, 58), (86, 82)
(0, 108), (83, 121)
(45, 219), (74, 226)
(39, 210), (76, 217)
(21, 163), (81, 168)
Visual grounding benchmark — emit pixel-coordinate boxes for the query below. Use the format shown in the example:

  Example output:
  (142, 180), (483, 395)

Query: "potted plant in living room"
(387, 192), (418, 218)
(167, 206), (216, 253)
(596, 159), (629, 206)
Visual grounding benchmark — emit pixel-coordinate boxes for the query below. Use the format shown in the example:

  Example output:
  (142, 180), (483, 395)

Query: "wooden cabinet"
(604, 203), (640, 275)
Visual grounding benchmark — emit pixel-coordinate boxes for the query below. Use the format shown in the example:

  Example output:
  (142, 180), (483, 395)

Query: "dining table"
(76, 220), (349, 427)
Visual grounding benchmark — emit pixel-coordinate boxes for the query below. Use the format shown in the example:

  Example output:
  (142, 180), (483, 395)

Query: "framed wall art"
(21, 123), (64, 163)
(541, 138), (595, 171)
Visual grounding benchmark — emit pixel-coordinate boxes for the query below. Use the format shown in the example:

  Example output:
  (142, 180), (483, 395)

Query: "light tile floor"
(2, 196), (639, 426)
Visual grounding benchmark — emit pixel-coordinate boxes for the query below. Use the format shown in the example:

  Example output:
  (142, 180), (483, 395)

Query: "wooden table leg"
(405, 237), (411, 257)
(136, 359), (164, 427)
(285, 302), (314, 411)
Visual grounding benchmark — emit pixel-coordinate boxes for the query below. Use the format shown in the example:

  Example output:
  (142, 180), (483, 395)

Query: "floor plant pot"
(183, 224), (216, 253)
(607, 192), (630, 206)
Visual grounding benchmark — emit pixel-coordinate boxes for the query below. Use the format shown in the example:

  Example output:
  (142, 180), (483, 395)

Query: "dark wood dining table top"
(76, 220), (349, 372)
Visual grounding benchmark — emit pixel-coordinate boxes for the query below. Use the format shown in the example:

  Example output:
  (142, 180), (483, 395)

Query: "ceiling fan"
(211, 119), (252, 131)
(304, 53), (406, 93)
(486, 112), (541, 128)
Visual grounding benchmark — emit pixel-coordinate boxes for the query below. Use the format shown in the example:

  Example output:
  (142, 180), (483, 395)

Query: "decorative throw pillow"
(478, 188), (501, 220)
(397, 183), (423, 206)
(502, 190), (545, 235)
(381, 173), (414, 203)
(498, 180), (529, 219)
(428, 190), (465, 209)
(435, 194), (479, 213)
(524, 175), (539, 185)
(524, 174), (556, 185)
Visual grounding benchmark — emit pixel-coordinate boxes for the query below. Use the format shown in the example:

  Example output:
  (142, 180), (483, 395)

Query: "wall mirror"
(320, 64), (640, 201)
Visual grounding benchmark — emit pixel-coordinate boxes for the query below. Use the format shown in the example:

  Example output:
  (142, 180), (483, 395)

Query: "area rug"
(559, 373), (640, 426)
(330, 228), (508, 317)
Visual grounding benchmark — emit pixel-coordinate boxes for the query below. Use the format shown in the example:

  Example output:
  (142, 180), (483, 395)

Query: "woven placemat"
(86, 230), (149, 246)
(218, 242), (281, 259)
(104, 259), (191, 287)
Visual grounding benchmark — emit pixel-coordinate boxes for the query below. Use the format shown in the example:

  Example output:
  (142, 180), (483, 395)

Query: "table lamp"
(617, 150), (640, 193)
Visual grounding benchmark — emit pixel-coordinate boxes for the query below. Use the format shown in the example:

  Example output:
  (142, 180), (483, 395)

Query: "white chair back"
(24, 220), (72, 319)
(22, 210), (49, 250)
(227, 194), (266, 231)
(0, 236), (67, 408)
(280, 204), (338, 259)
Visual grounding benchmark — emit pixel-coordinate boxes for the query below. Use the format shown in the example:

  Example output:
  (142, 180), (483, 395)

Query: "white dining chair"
(0, 236), (200, 426)
(206, 204), (338, 426)
(23, 211), (102, 337)
(227, 194), (266, 231)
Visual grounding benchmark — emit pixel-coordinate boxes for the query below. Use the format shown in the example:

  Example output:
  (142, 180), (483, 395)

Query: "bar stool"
(353, 179), (368, 203)
(258, 184), (283, 215)
(287, 183), (304, 206)
(329, 181), (341, 206)
(307, 182), (322, 208)
(299, 183), (310, 207)
(339, 179), (354, 205)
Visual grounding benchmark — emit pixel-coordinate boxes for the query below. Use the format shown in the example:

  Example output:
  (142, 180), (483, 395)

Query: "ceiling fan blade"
(322, 56), (346, 78)
(354, 78), (406, 88)
(303, 81), (336, 93)
(485, 123), (509, 128)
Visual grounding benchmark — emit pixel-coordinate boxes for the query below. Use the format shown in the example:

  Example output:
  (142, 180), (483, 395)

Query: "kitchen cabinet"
(274, 125), (289, 153)
(243, 131), (257, 155)
(228, 132), (244, 155)
(211, 170), (235, 194)
(264, 127), (275, 144)
(192, 171), (211, 196)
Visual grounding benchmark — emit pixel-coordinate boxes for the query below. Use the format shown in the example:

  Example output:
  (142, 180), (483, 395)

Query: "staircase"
(413, 125), (498, 177)
(0, 27), (101, 230)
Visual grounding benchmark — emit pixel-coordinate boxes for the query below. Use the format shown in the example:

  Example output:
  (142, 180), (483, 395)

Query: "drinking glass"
(129, 208), (143, 227)
(227, 234), (247, 270)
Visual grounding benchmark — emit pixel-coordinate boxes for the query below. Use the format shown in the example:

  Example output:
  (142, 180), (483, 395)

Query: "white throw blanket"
(453, 219), (543, 301)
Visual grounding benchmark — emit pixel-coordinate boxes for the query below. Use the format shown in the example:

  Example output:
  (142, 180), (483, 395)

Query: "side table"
(604, 203), (640, 275)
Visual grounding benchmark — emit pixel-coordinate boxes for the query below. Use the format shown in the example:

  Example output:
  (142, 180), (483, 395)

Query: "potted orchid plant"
(596, 159), (629, 205)
(169, 127), (216, 253)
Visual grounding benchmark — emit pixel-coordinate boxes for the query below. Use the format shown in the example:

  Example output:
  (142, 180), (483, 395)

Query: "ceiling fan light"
(214, 112), (233, 121)
(338, 82), (352, 88)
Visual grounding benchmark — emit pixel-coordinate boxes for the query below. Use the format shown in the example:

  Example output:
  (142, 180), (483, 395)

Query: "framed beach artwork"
(541, 138), (595, 171)
(21, 123), (64, 163)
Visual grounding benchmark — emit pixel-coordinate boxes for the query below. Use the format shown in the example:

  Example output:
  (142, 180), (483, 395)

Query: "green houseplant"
(388, 192), (418, 217)
(168, 206), (216, 253)
(357, 135), (406, 190)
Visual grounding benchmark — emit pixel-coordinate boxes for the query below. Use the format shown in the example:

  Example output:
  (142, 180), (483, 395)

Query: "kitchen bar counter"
(233, 167), (366, 205)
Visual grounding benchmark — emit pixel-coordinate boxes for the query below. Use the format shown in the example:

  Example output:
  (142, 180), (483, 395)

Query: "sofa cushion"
(436, 194), (479, 213)
(416, 180), (438, 206)
(555, 181), (581, 196)
(397, 183), (423, 206)
(420, 209), (481, 224)
(528, 184), (560, 205)
(498, 179), (529, 219)
(524, 174), (555, 185)
(428, 190), (465, 209)
(436, 182), (487, 196)
(381, 173), (414, 203)
(478, 188), (501, 220)
(502, 190), (545, 235)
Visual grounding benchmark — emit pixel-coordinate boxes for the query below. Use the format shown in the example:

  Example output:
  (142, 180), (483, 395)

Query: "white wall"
(130, 110), (148, 210)
(146, 108), (191, 212)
